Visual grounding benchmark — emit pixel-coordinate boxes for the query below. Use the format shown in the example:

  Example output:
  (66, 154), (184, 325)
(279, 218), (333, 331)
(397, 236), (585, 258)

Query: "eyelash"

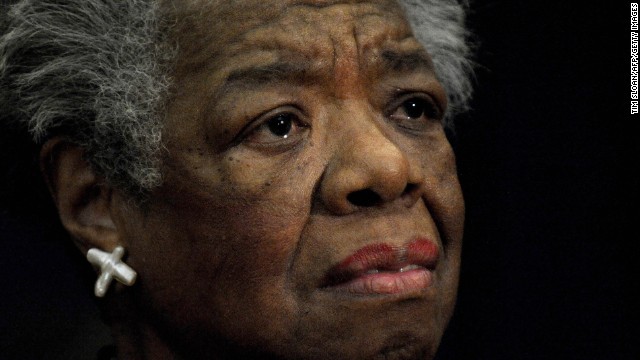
(387, 93), (443, 129)
(240, 106), (309, 147)
(387, 93), (442, 121)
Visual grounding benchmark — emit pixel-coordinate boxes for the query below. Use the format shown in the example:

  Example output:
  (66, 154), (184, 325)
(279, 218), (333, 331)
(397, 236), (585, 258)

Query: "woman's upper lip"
(322, 238), (439, 287)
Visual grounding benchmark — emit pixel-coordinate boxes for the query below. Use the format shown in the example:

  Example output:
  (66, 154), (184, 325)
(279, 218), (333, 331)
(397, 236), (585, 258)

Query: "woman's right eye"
(265, 113), (295, 138)
(244, 112), (309, 146)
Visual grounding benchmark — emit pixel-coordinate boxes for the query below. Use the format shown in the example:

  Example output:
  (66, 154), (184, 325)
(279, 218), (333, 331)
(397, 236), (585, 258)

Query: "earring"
(86, 246), (137, 298)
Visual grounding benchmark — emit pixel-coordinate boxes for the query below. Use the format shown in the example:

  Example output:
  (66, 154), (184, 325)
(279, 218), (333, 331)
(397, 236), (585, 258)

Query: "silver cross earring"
(86, 246), (137, 297)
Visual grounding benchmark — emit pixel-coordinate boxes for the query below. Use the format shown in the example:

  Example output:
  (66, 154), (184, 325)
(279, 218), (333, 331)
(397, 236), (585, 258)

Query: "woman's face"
(113, 0), (464, 358)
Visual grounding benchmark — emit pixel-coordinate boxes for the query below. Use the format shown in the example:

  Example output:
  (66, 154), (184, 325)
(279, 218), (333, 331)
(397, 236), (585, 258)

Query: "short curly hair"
(0, 0), (473, 196)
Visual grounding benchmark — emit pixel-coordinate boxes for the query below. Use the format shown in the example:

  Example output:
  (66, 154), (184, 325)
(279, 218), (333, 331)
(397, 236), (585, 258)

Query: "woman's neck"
(105, 294), (184, 360)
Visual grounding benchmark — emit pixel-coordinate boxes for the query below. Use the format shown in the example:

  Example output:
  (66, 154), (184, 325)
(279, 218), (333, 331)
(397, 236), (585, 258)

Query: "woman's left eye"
(245, 112), (309, 146)
(389, 96), (442, 130)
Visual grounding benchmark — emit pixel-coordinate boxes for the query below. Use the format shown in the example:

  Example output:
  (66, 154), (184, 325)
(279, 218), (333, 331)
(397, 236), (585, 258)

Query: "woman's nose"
(320, 113), (424, 215)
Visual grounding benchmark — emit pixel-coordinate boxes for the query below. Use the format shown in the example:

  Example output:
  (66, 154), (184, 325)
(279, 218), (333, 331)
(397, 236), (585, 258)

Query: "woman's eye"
(244, 112), (308, 146)
(401, 97), (439, 120)
(389, 96), (442, 131)
(266, 114), (294, 138)
(404, 98), (429, 119)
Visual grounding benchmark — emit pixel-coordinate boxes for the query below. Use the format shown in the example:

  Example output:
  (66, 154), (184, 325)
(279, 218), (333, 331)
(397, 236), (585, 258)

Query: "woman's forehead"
(170, 0), (402, 13)
(168, 0), (416, 81)
(167, 0), (408, 49)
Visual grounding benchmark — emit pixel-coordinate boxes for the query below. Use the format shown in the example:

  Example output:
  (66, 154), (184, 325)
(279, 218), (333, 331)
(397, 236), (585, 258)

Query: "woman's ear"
(40, 137), (120, 254)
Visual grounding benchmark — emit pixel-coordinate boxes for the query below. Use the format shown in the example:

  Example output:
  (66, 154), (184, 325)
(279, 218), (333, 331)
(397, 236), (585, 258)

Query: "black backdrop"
(1, 1), (636, 359)
(440, 1), (636, 359)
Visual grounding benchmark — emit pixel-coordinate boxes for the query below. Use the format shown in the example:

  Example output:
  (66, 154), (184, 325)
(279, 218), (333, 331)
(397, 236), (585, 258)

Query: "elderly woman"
(0, 0), (473, 359)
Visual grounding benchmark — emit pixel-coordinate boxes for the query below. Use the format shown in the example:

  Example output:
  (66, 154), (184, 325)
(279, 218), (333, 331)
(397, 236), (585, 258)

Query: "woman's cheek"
(119, 190), (307, 343)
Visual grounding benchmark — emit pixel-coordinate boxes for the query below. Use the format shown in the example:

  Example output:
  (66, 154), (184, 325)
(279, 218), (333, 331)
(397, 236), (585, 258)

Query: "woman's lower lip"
(325, 268), (433, 295)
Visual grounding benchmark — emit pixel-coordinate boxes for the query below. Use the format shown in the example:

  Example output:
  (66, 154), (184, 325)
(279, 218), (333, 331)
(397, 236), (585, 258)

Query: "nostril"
(400, 183), (422, 207)
(403, 183), (418, 195)
(347, 189), (382, 207)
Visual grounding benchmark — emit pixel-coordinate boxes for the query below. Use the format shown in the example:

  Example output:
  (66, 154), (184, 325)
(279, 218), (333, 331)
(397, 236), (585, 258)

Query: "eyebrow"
(219, 49), (434, 95)
(222, 60), (312, 92)
(378, 49), (435, 74)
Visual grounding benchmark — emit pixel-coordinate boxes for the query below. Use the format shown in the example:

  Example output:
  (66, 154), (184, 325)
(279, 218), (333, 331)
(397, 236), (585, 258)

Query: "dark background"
(1, 1), (636, 359)
(440, 1), (636, 359)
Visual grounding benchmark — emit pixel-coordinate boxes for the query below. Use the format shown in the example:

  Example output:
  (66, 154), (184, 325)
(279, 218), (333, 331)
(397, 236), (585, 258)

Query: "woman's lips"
(322, 239), (439, 295)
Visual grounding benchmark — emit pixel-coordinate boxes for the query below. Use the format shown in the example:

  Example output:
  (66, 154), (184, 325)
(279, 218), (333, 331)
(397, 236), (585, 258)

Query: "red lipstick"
(323, 238), (439, 295)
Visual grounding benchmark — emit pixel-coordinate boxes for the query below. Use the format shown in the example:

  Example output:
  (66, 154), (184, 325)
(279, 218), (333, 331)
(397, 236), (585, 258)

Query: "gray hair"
(399, 0), (474, 117)
(0, 0), (173, 193)
(0, 0), (473, 196)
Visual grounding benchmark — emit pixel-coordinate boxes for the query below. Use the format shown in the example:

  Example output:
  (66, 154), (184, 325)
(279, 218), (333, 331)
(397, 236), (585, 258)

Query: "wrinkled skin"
(87, 0), (464, 359)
